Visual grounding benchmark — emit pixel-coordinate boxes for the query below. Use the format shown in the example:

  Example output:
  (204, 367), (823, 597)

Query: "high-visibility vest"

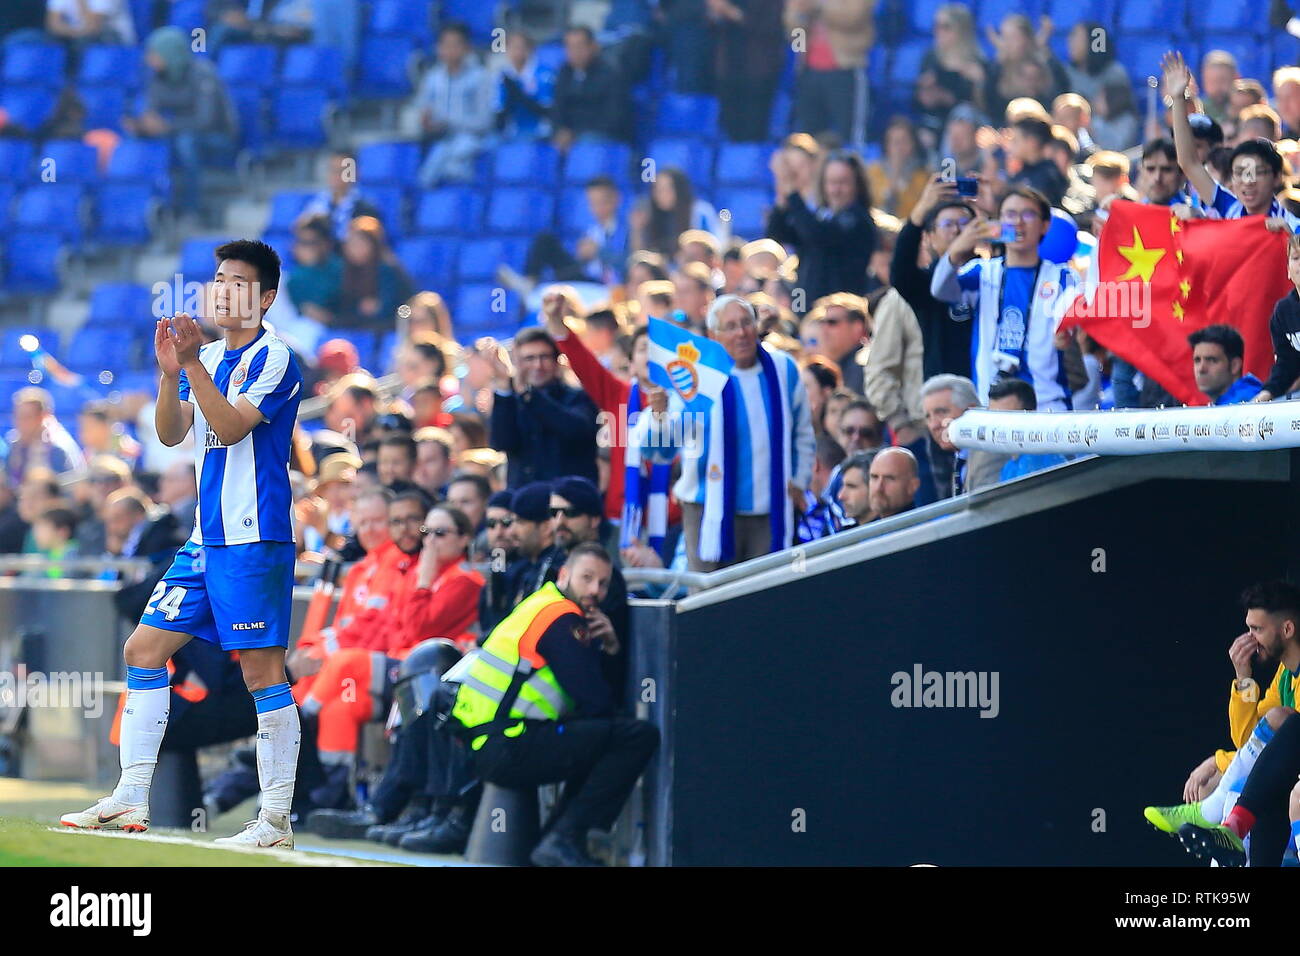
(451, 581), (579, 750)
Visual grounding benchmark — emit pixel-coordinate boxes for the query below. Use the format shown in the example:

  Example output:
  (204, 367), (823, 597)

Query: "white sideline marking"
(48, 827), (392, 867)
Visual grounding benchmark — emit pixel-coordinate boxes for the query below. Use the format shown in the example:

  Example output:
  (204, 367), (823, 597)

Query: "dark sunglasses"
(422, 526), (454, 538)
(486, 517), (514, 529)
(842, 426), (880, 438)
(550, 506), (584, 519)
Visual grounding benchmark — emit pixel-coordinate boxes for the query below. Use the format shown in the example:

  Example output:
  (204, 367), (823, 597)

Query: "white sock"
(112, 666), (171, 806)
(1203, 718), (1275, 823)
(252, 683), (300, 824)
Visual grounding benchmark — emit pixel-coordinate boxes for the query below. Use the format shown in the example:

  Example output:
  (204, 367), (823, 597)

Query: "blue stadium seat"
(227, 87), (268, 159)
(558, 185), (604, 238)
(328, 328), (379, 369)
(1115, 0), (1185, 34)
(368, 0), (433, 45)
(977, 0), (1041, 29)
(486, 187), (555, 235)
(413, 187), (484, 235)
(1272, 34), (1300, 71)
(1, 87), (58, 131)
(358, 141), (423, 186)
(93, 184), (155, 246)
(1120, 37), (1188, 83)
(41, 140), (101, 185)
(563, 142), (631, 185)
(442, 0), (498, 43)
(265, 191), (315, 233)
(65, 326), (132, 373)
(78, 85), (127, 133)
(178, 237), (226, 283)
(376, 330), (400, 372)
(1202, 35), (1272, 82)
(1043, 0), (1115, 28)
(456, 284), (521, 339)
(14, 185), (85, 245)
(2, 234), (63, 295)
(395, 236), (460, 288)
(88, 282), (156, 329)
(535, 42), (566, 74)
(0, 140), (34, 181)
(654, 94), (720, 138)
(907, 0), (947, 35)
(105, 139), (171, 195)
(168, 0), (205, 31)
(218, 45), (280, 91)
(360, 184), (407, 239)
(77, 45), (144, 90)
(647, 138), (716, 192)
(490, 140), (560, 185)
(280, 45), (346, 99)
(269, 88), (331, 150)
(3, 44), (66, 88)
(0, 184), (14, 231)
(356, 36), (415, 98)
(457, 238), (528, 284)
(714, 188), (769, 240)
(716, 142), (774, 188)
(1197, 3), (1257, 33)
(889, 41), (929, 85)
(0, 326), (47, 367)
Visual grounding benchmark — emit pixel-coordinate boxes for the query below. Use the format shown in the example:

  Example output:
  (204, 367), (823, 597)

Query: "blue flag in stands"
(647, 316), (733, 410)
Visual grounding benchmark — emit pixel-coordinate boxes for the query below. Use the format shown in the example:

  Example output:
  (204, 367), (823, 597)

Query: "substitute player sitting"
(61, 240), (306, 849)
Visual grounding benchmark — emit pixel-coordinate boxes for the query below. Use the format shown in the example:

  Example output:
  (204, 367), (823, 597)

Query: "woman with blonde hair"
(920, 3), (988, 109)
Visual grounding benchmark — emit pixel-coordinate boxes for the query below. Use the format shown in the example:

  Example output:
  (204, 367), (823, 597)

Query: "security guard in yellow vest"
(451, 542), (659, 866)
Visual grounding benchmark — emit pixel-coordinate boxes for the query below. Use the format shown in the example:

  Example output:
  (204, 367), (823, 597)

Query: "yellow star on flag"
(1170, 216), (1181, 234)
(1179, 279), (1191, 299)
(1116, 227), (1167, 282)
(1176, 249), (1184, 264)
(1172, 301), (1185, 321)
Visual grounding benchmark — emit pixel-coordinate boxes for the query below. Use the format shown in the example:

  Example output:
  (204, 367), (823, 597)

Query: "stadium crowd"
(9, 0), (1300, 861)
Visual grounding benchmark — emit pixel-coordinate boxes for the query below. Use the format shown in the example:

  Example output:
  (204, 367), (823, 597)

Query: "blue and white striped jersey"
(177, 327), (303, 546)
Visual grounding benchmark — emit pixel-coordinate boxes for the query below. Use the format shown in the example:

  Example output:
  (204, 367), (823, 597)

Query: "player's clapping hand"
(155, 318), (182, 377)
(169, 313), (203, 367)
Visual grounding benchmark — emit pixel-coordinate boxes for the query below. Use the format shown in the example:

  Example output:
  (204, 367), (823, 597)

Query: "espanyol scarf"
(620, 382), (673, 558)
(707, 345), (792, 564)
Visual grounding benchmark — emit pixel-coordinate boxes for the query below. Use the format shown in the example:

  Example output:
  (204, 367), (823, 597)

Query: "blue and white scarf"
(621, 382), (674, 558)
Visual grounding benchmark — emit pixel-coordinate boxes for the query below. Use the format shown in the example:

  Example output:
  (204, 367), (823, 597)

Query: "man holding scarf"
(930, 186), (1079, 412)
(642, 295), (815, 573)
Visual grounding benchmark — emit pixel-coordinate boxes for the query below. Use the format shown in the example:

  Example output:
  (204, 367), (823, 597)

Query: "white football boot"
(214, 810), (294, 849)
(60, 796), (150, 832)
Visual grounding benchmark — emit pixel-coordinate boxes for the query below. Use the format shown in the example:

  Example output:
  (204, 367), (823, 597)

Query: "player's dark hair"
(448, 472), (491, 502)
(1187, 323), (1245, 363)
(564, 540), (612, 569)
(214, 239), (281, 296)
(987, 377), (1038, 409)
(1242, 580), (1300, 624)
(1230, 138), (1283, 178)
(379, 433), (417, 462)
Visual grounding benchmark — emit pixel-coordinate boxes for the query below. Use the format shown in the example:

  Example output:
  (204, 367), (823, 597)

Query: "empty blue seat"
(168, 0), (205, 31)
(356, 36), (415, 98)
(646, 138), (716, 191)
(1119, 37), (1188, 84)
(716, 143), (774, 188)
(0, 327), (47, 367)
(265, 191), (315, 233)
(106, 139), (171, 195)
(0, 184), (14, 231)
(14, 185), (85, 245)
(1116, 0), (1185, 34)
(413, 188), (484, 235)
(65, 327), (132, 373)
(714, 187), (768, 239)
(456, 284), (521, 338)
(2, 234), (63, 295)
(93, 184), (155, 246)
(558, 186), (599, 237)
(907, 0), (948, 35)
(78, 85), (128, 133)
(889, 41), (929, 85)
(0, 140), (34, 181)
(491, 141), (560, 185)
(3, 44), (66, 88)
(1271, 34), (1299, 72)
(486, 188), (555, 235)
(41, 140), (101, 184)
(178, 237), (226, 284)
(1, 87), (58, 131)
(358, 141), (422, 185)
(328, 328), (379, 368)
(458, 239), (509, 284)
(442, 0), (497, 43)
(563, 142), (631, 185)
(369, 0), (433, 45)
(395, 236), (460, 288)
(88, 282), (156, 329)
(1200, 34), (1271, 81)
(977, 0), (1041, 29)
(654, 94), (719, 138)
(270, 88), (331, 150)
(360, 184), (407, 239)
(78, 45), (144, 90)
(281, 45), (346, 99)
(218, 45), (280, 91)
(227, 87), (268, 159)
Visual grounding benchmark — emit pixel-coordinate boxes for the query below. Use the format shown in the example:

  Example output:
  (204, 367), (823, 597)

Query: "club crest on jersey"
(666, 341), (701, 401)
(232, 364), (247, 386)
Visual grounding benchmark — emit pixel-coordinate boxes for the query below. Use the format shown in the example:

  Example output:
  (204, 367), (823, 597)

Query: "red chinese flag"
(1062, 200), (1291, 404)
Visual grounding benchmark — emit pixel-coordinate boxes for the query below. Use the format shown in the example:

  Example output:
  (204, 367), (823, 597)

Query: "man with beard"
(479, 483), (563, 634)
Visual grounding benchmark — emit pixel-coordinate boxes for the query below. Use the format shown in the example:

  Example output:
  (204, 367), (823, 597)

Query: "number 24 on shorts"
(145, 583), (188, 621)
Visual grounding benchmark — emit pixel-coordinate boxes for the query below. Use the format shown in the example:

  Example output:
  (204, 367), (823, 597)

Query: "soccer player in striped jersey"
(62, 240), (306, 848)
